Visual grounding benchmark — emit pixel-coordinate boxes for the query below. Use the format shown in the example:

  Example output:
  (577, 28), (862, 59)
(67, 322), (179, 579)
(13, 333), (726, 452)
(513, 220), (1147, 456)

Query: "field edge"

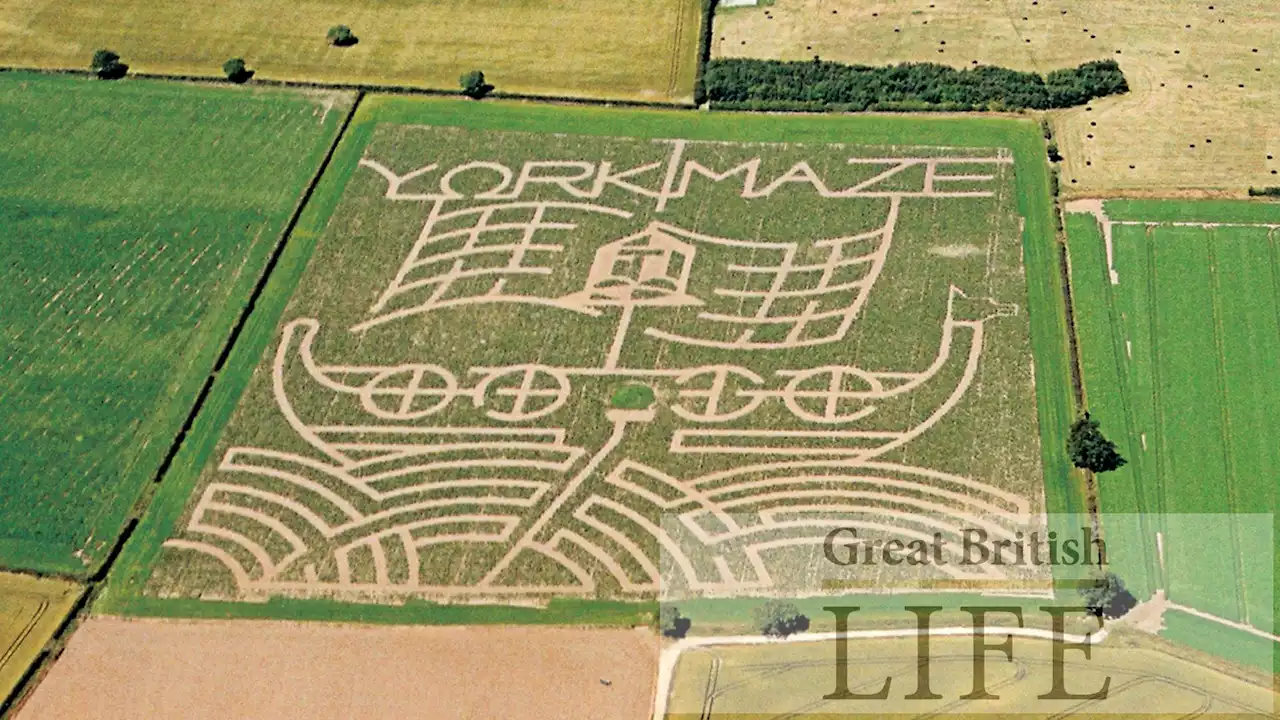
(0, 573), (83, 711)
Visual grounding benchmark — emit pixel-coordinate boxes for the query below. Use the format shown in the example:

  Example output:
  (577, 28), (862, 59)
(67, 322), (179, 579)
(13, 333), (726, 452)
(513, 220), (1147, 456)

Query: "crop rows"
(1068, 202), (1280, 633)
(0, 73), (346, 574)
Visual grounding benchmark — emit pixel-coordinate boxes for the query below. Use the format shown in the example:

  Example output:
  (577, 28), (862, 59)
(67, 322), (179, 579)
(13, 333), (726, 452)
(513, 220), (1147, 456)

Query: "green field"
(98, 98), (1080, 621)
(0, 73), (347, 575)
(0, 572), (81, 705)
(1066, 199), (1279, 638)
(663, 633), (1277, 718)
(0, 0), (702, 103)
(1161, 609), (1279, 676)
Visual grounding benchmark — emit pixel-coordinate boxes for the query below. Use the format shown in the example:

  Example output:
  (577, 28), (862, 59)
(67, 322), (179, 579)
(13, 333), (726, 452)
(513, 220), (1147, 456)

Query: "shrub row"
(1247, 186), (1280, 197)
(89, 44), (492, 97)
(704, 58), (1128, 111)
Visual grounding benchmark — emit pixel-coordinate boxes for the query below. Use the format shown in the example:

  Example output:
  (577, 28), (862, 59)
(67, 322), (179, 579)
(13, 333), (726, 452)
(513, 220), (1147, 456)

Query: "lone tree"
(459, 70), (492, 99)
(659, 606), (691, 639)
(754, 600), (809, 638)
(326, 25), (358, 47)
(91, 49), (128, 80)
(1078, 571), (1138, 619)
(1068, 412), (1127, 473)
(223, 58), (252, 83)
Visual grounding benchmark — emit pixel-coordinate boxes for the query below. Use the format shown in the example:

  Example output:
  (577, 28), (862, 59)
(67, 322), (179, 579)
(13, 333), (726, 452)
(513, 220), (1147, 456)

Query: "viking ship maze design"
(159, 133), (1046, 603)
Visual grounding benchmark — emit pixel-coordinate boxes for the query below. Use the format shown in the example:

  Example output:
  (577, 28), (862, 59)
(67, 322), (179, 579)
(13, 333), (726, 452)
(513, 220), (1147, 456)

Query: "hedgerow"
(704, 59), (1128, 112)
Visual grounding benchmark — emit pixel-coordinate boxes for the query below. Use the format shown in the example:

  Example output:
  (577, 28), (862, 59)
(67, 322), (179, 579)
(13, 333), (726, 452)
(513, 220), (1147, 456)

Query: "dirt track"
(18, 617), (659, 720)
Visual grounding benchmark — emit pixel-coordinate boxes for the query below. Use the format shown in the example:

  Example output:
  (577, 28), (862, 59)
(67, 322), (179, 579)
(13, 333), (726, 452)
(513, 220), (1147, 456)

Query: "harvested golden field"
(0, 0), (701, 102)
(664, 633), (1277, 718)
(714, 0), (1280, 194)
(0, 573), (80, 704)
(18, 618), (659, 720)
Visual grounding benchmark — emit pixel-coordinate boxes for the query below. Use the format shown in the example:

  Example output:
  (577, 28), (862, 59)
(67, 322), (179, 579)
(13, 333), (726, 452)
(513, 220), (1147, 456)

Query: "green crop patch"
(101, 99), (1075, 620)
(0, 73), (347, 575)
(611, 384), (656, 411)
(1066, 198), (1280, 647)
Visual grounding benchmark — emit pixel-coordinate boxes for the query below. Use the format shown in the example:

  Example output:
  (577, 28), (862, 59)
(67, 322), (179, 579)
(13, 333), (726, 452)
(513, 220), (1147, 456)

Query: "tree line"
(90, 26), (494, 98)
(703, 58), (1128, 112)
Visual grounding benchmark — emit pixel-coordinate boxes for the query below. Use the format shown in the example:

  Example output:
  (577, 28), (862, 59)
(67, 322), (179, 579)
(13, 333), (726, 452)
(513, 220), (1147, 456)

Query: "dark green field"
(1067, 199), (1278, 644)
(0, 74), (346, 575)
(98, 97), (1080, 622)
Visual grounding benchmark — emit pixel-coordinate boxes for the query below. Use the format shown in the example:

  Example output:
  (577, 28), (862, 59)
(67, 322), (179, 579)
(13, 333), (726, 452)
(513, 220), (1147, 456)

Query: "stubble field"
(0, 573), (80, 706)
(0, 73), (346, 575)
(0, 0), (702, 102)
(714, 0), (1280, 194)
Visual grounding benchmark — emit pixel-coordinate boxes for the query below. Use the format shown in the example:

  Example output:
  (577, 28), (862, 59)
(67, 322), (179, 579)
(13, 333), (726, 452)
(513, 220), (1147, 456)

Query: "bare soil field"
(17, 617), (659, 720)
(714, 0), (1280, 194)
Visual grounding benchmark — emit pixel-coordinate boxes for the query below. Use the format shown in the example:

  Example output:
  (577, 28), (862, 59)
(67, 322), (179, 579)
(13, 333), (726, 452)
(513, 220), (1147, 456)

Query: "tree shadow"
(1100, 588), (1139, 619)
(96, 63), (129, 80)
(463, 83), (495, 100)
(662, 616), (692, 639)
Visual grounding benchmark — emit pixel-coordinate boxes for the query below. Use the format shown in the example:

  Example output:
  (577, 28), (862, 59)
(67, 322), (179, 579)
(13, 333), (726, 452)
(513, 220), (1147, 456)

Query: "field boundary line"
(1053, 209), (1094, 538)
(0, 66), (694, 109)
(1057, 240), (1086, 409)
(692, 0), (719, 105)
(1112, 220), (1280, 229)
(1269, 228), (1280, 385)
(654, 624), (1110, 720)
(1166, 603), (1280, 644)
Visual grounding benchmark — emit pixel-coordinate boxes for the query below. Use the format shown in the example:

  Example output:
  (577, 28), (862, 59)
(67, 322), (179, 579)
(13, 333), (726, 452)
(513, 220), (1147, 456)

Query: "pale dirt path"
(1165, 600), (1280, 644)
(1063, 198), (1119, 284)
(18, 618), (659, 720)
(1113, 589), (1169, 634)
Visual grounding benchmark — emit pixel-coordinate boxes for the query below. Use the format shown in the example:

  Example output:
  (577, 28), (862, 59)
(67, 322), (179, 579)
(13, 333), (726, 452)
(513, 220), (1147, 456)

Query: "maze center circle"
(361, 365), (456, 420)
(481, 366), (570, 421)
